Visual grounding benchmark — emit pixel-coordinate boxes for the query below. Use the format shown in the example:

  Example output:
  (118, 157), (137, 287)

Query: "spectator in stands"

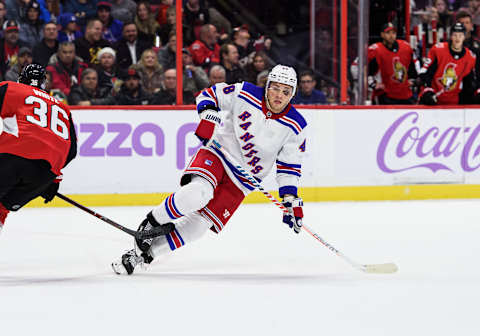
(418, 22), (476, 105)
(189, 23), (220, 71)
(75, 18), (111, 66)
(232, 26), (254, 68)
(156, 0), (173, 26)
(0, 20), (25, 80)
(182, 47), (209, 94)
(458, 0), (480, 26)
(131, 48), (164, 94)
(157, 31), (176, 70)
(68, 68), (115, 105)
(256, 69), (269, 87)
(5, 0), (50, 24)
(135, 1), (161, 46)
(46, 41), (88, 96)
(158, 5), (175, 46)
(220, 43), (247, 84)
(18, 1), (44, 49)
(115, 21), (152, 69)
(208, 5), (231, 44)
(115, 68), (151, 105)
(456, 10), (480, 80)
(208, 64), (226, 86)
(44, 0), (60, 23)
(63, 0), (98, 29)
(96, 1), (123, 44)
(183, 0), (209, 45)
(0, 1), (6, 39)
(367, 23), (418, 105)
(245, 51), (272, 84)
(5, 46), (32, 81)
(150, 68), (196, 105)
(95, 46), (120, 93)
(58, 13), (83, 43)
(292, 69), (327, 105)
(422, 0), (454, 31)
(32, 21), (58, 67)
(110, 0), (137, 23)
(45, 69), (68, 103)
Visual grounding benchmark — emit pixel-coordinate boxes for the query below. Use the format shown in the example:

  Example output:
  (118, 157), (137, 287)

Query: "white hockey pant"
(149, 211), (212, 258)
(151, 175), (214, 224)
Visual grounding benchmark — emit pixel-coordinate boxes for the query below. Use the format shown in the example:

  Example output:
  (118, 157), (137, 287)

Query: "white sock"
(151, 175), (214, 224)
(149, 211), (212, 257)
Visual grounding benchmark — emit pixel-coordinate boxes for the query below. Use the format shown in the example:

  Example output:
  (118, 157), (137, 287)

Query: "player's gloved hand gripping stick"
(55, 193), (173, 240)
(210, 140), (398, 274)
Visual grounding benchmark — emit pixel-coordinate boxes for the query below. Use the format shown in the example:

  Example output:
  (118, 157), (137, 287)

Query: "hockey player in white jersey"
(112, 65), (307, 275)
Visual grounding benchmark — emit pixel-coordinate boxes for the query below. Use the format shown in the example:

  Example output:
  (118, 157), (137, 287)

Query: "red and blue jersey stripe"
(276, 160), (301, 177)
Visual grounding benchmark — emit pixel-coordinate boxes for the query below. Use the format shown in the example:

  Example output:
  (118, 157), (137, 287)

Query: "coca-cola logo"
(377, 111), (480, 173)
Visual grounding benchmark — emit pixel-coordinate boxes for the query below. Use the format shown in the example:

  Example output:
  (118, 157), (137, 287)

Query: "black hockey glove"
(419, 89), (437, 105)
(282, 195), (304, 234)
(40, 181), (59, 203)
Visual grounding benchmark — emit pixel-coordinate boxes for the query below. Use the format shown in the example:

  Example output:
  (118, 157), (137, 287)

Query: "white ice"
(1, 199), (479, 335)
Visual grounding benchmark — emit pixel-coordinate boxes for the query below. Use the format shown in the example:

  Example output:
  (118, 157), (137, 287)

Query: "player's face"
(381, 30), (397, 45)
(451, 32), (465, 49)
(267, 82), (293, 113)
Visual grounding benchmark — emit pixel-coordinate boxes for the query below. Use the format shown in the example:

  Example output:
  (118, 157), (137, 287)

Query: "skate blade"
(111, 261), (128, 275)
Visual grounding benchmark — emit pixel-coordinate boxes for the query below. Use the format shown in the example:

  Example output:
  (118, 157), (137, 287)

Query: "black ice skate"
(111, 249), (145, 275)
(135, 211), (174, 254)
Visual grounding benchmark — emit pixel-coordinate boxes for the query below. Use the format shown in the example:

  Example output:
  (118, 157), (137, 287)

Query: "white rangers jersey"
(196, 81), (307, 197)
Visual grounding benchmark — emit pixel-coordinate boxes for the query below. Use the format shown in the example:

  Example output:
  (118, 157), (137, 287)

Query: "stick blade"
(362, 263), (398, 274)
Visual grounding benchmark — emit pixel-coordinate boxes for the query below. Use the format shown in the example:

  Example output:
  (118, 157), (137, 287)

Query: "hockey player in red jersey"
(367, 22), (419, 104)
(112, 65), (307, 275)
(418, 22), (477, 105)
(0, 63), (77, 233)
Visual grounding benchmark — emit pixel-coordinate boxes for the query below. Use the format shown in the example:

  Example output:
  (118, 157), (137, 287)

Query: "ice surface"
(1, 199), (479, 335)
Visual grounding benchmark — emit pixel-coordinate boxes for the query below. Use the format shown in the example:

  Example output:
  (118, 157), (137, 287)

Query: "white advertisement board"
(61, 107), (480, 195)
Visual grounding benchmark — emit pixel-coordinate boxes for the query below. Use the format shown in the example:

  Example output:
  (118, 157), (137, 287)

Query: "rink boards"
(28, 105), (480, 206)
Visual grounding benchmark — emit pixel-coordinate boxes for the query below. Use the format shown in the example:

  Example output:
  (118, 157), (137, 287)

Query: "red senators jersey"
(419, 42), (476, 105)
(368, 40), (417, 100)
(0, 81), (77, 175)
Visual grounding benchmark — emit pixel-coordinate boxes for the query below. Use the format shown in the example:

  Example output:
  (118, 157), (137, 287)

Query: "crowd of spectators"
(0, 0), (327, 106)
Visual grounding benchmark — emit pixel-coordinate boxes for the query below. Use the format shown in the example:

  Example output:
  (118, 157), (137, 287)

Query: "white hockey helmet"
(266, 64), (297, 96)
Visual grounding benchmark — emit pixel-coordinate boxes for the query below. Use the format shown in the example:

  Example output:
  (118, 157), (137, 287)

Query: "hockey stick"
(55, 193), (171, 240)
(211, 140), (398, 274)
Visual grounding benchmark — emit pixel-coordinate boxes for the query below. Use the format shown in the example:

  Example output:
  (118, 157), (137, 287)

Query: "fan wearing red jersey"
(367, 22), (419, 105)
(0, 63), (77, 232)
(418, 22), (477, 105)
